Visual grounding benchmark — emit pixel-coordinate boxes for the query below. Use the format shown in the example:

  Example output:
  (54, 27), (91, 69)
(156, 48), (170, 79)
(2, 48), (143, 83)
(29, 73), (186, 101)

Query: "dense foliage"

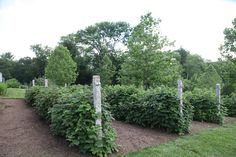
(25, 86), (117, 157)
(121, 13), (181, 88)
(185, 88), (226, 124)
(0, 83), (7, 95)
(220, 18), (236, 59)
(33, 87), (60, 121)
(223, 93), (236, 117)
(5, 78), (21, 88)
(195, 65), (222, 89)
(2, 16), (236, 98)
(45, 45), (77, 86)
(104, 85), (193, 133)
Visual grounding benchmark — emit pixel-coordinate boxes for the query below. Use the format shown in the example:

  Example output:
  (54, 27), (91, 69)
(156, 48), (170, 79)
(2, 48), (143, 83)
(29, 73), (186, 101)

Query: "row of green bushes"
(104, 85), (226, 129)
(104, 85), (193, 133)
(185, 88), (226, 124)
(223, 93), (236, 117)
(25, 86), (117, 157)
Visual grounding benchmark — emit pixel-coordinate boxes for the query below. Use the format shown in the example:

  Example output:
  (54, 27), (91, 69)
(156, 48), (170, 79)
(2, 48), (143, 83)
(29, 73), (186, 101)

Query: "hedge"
(25, 85), (117, 157)
(223, 93), (236, 117)
(104, 85), (193, 133)
(0, 83), (7, 95)
(185, 88), (226, 124)
(5, 78), (21, 88)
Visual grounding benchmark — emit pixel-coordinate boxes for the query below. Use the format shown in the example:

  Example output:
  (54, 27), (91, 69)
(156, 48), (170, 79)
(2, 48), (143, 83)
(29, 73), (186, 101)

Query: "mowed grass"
(122, 123), (236, 157)
(3, 88), (26, 99)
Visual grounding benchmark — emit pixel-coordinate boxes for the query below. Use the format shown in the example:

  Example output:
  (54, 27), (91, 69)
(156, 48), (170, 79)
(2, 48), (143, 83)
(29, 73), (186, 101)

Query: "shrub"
(105, 85), (193, 133)
(25, 86), (41, 105)
(25, 85), (117, 156)
(0, 83), (7, 95)
(185, 88), (226, 124)
(5, 78), (21, 88)
(104, 85), (141, 121)
(223, 93), (236, 117)
(33, 87), (61, 121)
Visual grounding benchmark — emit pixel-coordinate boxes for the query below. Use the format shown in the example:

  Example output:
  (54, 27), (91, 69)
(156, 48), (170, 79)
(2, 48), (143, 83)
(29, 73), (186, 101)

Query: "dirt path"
(0, 99), (87, 157)
(0, 99), (236, 157)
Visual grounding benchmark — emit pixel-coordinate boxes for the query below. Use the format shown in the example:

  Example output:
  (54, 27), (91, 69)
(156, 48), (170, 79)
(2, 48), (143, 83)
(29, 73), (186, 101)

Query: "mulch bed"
(0, 99), (235, 157)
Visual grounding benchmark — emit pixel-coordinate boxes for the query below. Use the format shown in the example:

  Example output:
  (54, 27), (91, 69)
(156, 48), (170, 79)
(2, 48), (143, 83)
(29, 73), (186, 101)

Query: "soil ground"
(0, 99), (235, 157)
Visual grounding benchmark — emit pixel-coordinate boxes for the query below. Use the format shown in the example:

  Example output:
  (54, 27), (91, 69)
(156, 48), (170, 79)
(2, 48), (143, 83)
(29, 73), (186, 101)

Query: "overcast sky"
(0, 0), (236, 61)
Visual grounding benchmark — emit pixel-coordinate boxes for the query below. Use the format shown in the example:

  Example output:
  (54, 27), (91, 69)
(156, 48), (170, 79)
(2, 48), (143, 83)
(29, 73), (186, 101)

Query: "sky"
(0, 0), (236, 61)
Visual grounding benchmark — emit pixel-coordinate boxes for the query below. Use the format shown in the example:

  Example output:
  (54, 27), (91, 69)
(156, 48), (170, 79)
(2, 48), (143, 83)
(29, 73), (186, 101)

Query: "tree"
(75, 21), (131, 84)
(220, 18), (236, 60)
(0, 52), (14, 80)
(12, 57), (37, 83)
(219, 18), (236, 94)
(120, 13), (180, 88)
(45, 45), (77, 86)
(59, 34), (78, 59)
(30, 44), (52, 77)
(174, 48), (190, 79)
(95, 55), (115, 85)
(212, 59), (236, 95)
(59, 34), (93, 85)
(196, 64), (222, 89)
(184, 54), (206, 80)
(0, 52), (14, 61)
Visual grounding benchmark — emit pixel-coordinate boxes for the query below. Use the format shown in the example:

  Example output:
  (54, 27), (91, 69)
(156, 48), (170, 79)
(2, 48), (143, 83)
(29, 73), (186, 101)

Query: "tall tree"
(0, 52), (14, 61)
(184, 54), (206, 80)
(59, 34), (78, 59)
(174, 48), (190, 79)
(196, 64), (222, 89)
(45, 45), (77, 86)
(59, 34), (93, 84)
(12, 57), (36, 83)
(220, 18), (236, 60)
(212, 59), (236, 95)
(95, 55), (115, 85)
(75, 21), (131, 84)
(0, 52), (14, 80)
(30, 44), (52, 77)
(121, 13), (180, 88)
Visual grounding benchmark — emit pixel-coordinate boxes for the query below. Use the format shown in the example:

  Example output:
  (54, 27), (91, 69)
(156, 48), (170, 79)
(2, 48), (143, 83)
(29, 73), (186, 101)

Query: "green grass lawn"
(2, 88), (26, 99)
(122, 123), (236, 157)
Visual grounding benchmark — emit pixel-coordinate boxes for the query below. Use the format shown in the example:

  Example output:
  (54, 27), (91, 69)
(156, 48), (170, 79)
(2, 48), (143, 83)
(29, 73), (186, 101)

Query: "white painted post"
(216, 84), (221, 109)
(45, 79), (48, 87)
(178, 80), (183, 116)
(65, 83), (67, 88)
(32, 79), (35, 87)
(92, 75), (102, 138)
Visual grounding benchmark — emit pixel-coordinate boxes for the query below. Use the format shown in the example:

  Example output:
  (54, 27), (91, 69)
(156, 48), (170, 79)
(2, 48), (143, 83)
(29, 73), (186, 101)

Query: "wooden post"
(216, 84), (221, 109)
(32, 80), (35, 87)
(92, 75), (102, 138)
(45, 79), (48, 87)
(178, 80), (183, 116)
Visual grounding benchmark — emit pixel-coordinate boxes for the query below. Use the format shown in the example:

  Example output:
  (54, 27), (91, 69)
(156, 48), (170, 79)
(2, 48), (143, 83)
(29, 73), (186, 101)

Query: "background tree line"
(1, 13), (236, 95)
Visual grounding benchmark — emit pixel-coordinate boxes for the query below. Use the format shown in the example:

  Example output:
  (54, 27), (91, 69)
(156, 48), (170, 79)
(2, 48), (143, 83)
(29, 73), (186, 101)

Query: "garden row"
(25, 85), (117, 157)
(105, 85), (226, 133)
(25, 84), (236, 156)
